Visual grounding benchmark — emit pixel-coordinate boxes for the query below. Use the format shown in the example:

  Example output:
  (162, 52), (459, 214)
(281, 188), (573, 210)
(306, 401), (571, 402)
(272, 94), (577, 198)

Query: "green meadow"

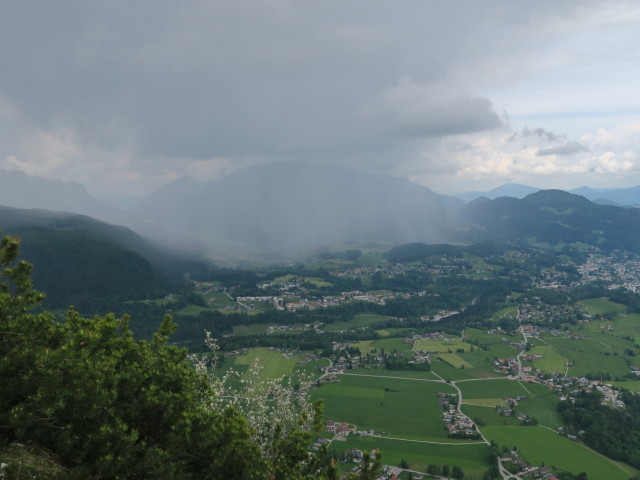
(461, 404), (520, 426)
(527, 345), (566, 374)
(204, 291), (236, 307)
(458, 378), (531, 401)
(233, 347), (301, 381)
(431, 358), (488, 381)
(577, 298), (628, 315)
(174, 304), (212, 316)
(464, 327), (506, 346)
(542, 337), (630, 378)
(611, 379), (640, 392)
(351, 337), (412, 354)
(438, 353), (472, 369)
(310, 374), (457, 441)
(323, 314), (394, 332)
(413, 337), (471, 353)
(482, 426), (638, 480)
(329, 435), (489, 476)
(516, 392), (564, 429)
(485, 342), (519, 360)
(490, 305), (518, 320)
(232, 323), (268, 336)
(349, 368), (440, 381)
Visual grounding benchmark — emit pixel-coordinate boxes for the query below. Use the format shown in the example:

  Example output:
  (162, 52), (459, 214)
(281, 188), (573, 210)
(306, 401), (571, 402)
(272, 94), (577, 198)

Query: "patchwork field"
(482, 425), (638, 480)
(461, 404), (520, 427)
(413, 337), (471, 353)
(328, 435), (489, 476)
(324, 314), (394, 332)
(542, 337), (631, 378)
(174, 304), (212, 316)
(438, 353), (473, 369)
(490, 305), (518, 320)
(233, 323), (268, 336)
(485, 342), (519, 359)
(310, 374), (457, 441)
(351, 337), (412, 354)
(612, 380), (640, 392)
(233, 347), (301, 381)
(516, 392), (564, 429)
(349, 368), (440, 381)
(527, 345), (567, 374)
(431, 358), (490, 381)
(577, 298), (628, 315)
(374, 327), (413, 337)
(459, 378), (532, 401)
(464, 327), (507, 346)
(204, 291), (236, 307)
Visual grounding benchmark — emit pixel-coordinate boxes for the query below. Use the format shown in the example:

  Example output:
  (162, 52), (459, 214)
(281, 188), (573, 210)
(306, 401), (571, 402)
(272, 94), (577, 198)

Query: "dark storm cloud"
(361, 80), (503, 138)
(536, 141), (589, 156)
(519, 127), (562, 142)
(0, 0), (618, 195)
(0, 1), (567, 160)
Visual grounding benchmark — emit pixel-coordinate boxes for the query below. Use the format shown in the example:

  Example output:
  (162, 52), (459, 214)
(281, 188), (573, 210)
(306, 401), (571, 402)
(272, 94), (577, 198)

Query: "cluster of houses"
(501, 450), (553, 479)
(497, 396), (527, 418)
(408, 332), (458, 343)
(419, 310), (460, 322)
(577, 253), (640, 293)
(225, 348), (249, 356)
(519, 300), (578, 323)
(325, 419), (351, 436)
(438, 393), (477, 437)
(265, 323), (312, 334)
(494, 356), (520, 375)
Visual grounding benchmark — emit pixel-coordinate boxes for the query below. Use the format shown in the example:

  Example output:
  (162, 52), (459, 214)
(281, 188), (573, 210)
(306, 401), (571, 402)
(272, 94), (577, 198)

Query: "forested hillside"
(0, 206), (206, 308)
(0, 236), (339, 480)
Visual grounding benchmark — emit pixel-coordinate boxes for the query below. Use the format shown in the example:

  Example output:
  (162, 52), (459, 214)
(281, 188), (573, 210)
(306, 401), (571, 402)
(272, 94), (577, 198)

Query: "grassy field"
(303, 276), (332, 287)
(413, 337), (471, 353)
(351, 338), (412, 355)
(329, 435), (490, 475)
(516, 392), (564, 429)
(310, 375), (457, 441)
(174, 304), (212, 316)
(461, 404), (520, 426)
(438, 353), (473, 369)
(542, 337), (630, 378)
(269, 274), (332, 287)
(204, 291), (236, 307)
(611, 379), (640, 392)
(457, 349), (496, 369)
(464, 328), (508, 346)
(490, 305), (518, 320)
(375, 328), (413, 337)
(232, 323), (268, 336)
(528, 345), (566, 374)
(485, 342), (519, 359)
(349, 368), (440, 380)
(482, 425), (638, 479)
(431, 358), (498, 381)
(458, 379), (531, 400)
(233, 347), (301, 382)
(577, 298), (628, 315)
(324, 314), (394, 332)
(462, 398), (506, 407)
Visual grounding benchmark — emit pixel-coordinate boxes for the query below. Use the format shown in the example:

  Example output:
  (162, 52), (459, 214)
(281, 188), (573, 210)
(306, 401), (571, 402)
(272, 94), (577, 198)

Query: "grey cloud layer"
(536, 142), (589, 156)
(0, 2), (589, 155)
(0, 0), (632, 195)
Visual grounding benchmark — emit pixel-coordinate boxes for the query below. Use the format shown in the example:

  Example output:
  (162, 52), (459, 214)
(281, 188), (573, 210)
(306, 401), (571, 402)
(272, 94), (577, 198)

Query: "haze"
(0, 0), (639, 202)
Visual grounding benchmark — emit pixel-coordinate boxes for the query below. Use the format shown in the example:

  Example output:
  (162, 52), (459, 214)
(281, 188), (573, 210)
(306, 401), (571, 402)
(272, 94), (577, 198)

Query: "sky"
(1, 0), (640, 199)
